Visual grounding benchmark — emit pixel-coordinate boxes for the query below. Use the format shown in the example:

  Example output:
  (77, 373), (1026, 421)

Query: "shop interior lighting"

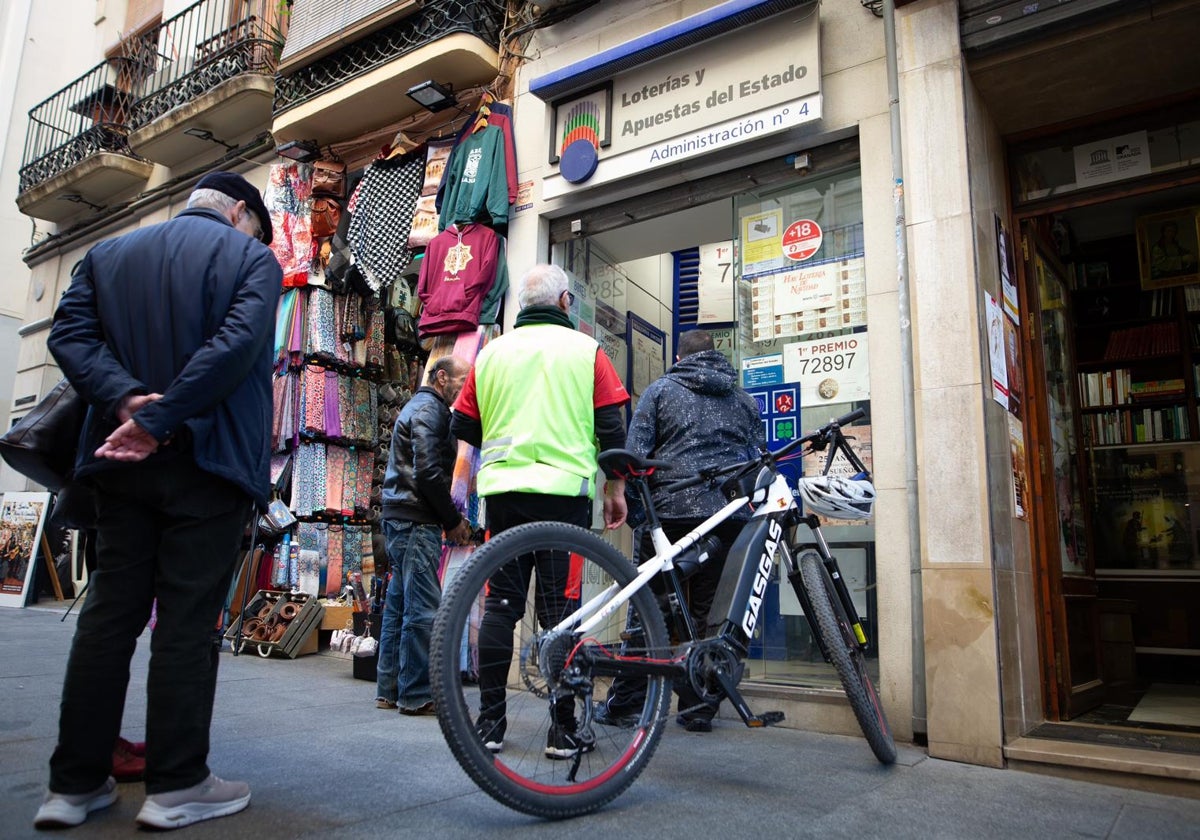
(406, 80), (456, 112)
(274, 139), (321, 162)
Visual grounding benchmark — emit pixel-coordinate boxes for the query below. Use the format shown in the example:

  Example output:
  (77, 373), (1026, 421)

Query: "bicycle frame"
(551, 414), (874, 710)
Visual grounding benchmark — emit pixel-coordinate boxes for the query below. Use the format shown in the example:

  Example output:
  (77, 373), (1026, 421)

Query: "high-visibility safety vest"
(474, 324), (599, 499)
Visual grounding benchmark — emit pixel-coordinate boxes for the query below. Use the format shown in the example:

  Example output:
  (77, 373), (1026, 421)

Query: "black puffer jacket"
(381, 386), (462, 529)
(627, 349), (765, 521)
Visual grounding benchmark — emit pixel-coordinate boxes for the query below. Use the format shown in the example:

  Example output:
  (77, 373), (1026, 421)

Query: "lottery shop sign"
(783, 332), (870, 404)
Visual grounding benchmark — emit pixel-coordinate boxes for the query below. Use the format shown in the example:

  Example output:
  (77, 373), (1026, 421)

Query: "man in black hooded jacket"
(596, 329), (765, 732)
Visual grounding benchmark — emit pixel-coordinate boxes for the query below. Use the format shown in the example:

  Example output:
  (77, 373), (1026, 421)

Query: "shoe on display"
(592, 700), (638, 729)
(33, 777), (118, 829)
(399, 701), (436, 716)
(475, 717), (505, 753)
(375, 698), (398, 710)
(545, 726), (595, 760)
(135, 774), (250, 830)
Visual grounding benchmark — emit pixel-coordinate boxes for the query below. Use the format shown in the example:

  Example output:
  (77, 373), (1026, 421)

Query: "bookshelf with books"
(1070, 237), (1199, 448)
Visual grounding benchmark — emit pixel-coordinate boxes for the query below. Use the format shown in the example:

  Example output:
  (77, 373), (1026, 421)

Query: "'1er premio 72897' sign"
(783, 332), (870, 404)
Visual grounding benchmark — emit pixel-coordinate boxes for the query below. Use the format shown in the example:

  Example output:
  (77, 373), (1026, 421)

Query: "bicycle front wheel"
(797, 549), (897, 764)
(430, 521), (672, 818)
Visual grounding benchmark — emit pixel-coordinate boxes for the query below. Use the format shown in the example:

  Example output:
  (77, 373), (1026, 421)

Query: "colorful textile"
(264, 162), (314, 287)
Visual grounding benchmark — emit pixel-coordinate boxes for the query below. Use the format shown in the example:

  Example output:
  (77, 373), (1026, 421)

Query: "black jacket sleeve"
(450, 410), (482, 449)
(595, 404), (625, 454)
(412, 402), (462, 530)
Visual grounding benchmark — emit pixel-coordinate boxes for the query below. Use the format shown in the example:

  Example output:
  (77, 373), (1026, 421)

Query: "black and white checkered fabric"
(346, 153), (425, 292)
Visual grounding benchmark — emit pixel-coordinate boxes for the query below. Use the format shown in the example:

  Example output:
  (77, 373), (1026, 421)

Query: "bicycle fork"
(785, 515), (871, 655)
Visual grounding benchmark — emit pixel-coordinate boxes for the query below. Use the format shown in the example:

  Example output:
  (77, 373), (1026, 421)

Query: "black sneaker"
(476, 717), (504, 753)
(545, 727), (595, 760)
(592, 700), (638, 729)
(676, 713), (713, 733)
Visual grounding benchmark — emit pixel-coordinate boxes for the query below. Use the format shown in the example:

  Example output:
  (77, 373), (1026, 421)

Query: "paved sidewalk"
(3, 604), (1199, 838)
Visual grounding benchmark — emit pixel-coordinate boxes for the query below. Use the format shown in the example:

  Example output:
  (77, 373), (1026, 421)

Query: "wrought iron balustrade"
(19, 61), (141, 194)
(124, 0), (285, 130)
(274, 0), (505, 114)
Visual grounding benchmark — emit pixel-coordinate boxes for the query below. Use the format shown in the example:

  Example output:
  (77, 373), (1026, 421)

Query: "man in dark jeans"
(596, 329), (765, 732)
(375, 355), (472, 714)
(37, 171), (280, 831)
(451, 263), (628, 759)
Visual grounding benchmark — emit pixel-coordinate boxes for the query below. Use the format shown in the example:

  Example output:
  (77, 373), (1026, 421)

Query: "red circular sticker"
(782, 219), (823, 261)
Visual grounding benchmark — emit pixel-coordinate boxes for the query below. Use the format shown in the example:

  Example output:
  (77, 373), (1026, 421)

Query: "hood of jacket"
(664, 350), (738, 397)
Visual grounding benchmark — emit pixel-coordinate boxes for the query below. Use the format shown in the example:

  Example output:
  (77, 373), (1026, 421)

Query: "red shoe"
(113, 737), (146, 783)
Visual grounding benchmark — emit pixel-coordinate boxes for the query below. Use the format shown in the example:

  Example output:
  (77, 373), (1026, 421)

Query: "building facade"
(10, 0), (1200, 791)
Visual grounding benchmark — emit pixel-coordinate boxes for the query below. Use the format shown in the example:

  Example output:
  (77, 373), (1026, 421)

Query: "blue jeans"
(375, 520), (443, 709)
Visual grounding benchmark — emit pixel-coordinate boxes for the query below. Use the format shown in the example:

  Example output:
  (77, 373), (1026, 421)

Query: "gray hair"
(187, 187), (239, 214)
(518, 264), (570, 309)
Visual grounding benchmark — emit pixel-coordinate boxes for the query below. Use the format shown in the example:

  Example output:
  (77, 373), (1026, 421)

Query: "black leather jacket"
(380, 386), (462, 529)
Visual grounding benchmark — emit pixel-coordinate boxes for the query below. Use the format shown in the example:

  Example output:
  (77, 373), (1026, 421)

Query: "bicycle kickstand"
(713, 668), (785, 728)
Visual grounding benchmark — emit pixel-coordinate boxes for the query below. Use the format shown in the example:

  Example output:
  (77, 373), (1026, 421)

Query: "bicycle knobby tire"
(797, 549), (897, 764)
(430, 521), (672, 818)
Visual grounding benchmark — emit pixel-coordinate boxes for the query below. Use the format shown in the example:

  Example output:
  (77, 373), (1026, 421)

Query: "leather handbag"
(0, 378), (87, 492)
(312, 159), (346, 198)
(311, 197), (341, 239)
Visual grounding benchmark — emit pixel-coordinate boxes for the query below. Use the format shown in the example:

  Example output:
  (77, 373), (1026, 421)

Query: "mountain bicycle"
(429, 408), (895, 818)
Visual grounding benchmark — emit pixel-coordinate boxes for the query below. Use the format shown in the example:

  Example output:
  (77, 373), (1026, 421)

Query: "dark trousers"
(477, 493), (590, 731)
(606, 518), (745, 720)
(49, 458), (250, 794)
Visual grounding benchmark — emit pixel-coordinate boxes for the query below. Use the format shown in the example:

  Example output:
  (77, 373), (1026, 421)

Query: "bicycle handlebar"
(659, 408), (867, 494)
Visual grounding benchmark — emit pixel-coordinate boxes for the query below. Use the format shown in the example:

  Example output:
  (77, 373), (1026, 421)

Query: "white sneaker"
(33, 776), (118, 828)
(135, 774), (250, 830)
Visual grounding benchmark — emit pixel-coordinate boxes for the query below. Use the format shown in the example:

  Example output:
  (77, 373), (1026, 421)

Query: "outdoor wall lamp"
(406, 80), (456, 112)
(274, 139), (321, 162)
(57, 193), (105, 211)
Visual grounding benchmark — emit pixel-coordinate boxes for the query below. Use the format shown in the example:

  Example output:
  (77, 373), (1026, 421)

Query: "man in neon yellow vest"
(452, 263), (629, 758)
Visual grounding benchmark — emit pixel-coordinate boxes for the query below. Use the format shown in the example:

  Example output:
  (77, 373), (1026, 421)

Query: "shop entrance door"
(1021, 223), (1105, 720)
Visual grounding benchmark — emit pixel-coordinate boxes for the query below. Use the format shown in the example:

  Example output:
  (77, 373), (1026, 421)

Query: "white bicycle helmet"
(797, 475), (876, 520)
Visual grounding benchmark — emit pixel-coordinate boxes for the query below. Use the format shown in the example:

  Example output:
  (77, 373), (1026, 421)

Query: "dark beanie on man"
(195, 171), (273, 246)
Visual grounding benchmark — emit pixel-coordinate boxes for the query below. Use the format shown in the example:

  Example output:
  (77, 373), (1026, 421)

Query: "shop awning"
(528, 0), (817, 102)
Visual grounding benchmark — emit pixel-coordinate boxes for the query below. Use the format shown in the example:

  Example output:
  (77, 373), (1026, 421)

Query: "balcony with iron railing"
(271, 0), (505, 147)
(124, 0), (285, 167)
(16, 59), (156, 223)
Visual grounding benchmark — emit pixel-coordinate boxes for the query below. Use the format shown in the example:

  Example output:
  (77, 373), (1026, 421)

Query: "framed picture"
(548, 82), (612, 165)
(0, 492), (51, 608)
(1136, 207), (1200, 290)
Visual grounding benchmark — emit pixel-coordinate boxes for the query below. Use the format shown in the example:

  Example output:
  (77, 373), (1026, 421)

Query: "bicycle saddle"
(597, 449), (672, 478)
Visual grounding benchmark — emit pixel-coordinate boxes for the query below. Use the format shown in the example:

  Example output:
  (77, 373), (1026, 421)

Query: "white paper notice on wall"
(1073, 130), (1151, 189)
(987, 293), (1009, 406)
(697, 241), (735, 324)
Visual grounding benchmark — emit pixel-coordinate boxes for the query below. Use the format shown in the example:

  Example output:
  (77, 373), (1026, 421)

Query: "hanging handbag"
(0, 378), (87, 492)
(312, 159), (347, 199)
(311, 197), (342, 239)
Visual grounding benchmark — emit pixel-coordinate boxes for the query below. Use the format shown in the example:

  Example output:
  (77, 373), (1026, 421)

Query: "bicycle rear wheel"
(430, 521), (672, 818)
(797, 549), (897, 764)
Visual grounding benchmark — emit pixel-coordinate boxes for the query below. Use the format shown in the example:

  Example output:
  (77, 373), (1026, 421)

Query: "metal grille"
(19, 61), (140, 194)
(274, 0), (505, 114)
(124, 0), (284, 130)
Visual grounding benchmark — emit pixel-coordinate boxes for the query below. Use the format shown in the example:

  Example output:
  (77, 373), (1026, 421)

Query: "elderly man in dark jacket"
(36, 172), (281, 832)
(376, 355), (471, 715)
(596, 328), (765, 733)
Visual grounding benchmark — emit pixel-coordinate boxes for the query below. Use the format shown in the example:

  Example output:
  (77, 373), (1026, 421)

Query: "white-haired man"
(451, 263), (628, 758)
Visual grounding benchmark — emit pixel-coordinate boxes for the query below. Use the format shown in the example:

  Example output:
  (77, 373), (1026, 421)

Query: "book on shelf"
(1102, 322), (1181, 360)
(1185, 285), (1200, 313)
(1086, 405), (1189, 445)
